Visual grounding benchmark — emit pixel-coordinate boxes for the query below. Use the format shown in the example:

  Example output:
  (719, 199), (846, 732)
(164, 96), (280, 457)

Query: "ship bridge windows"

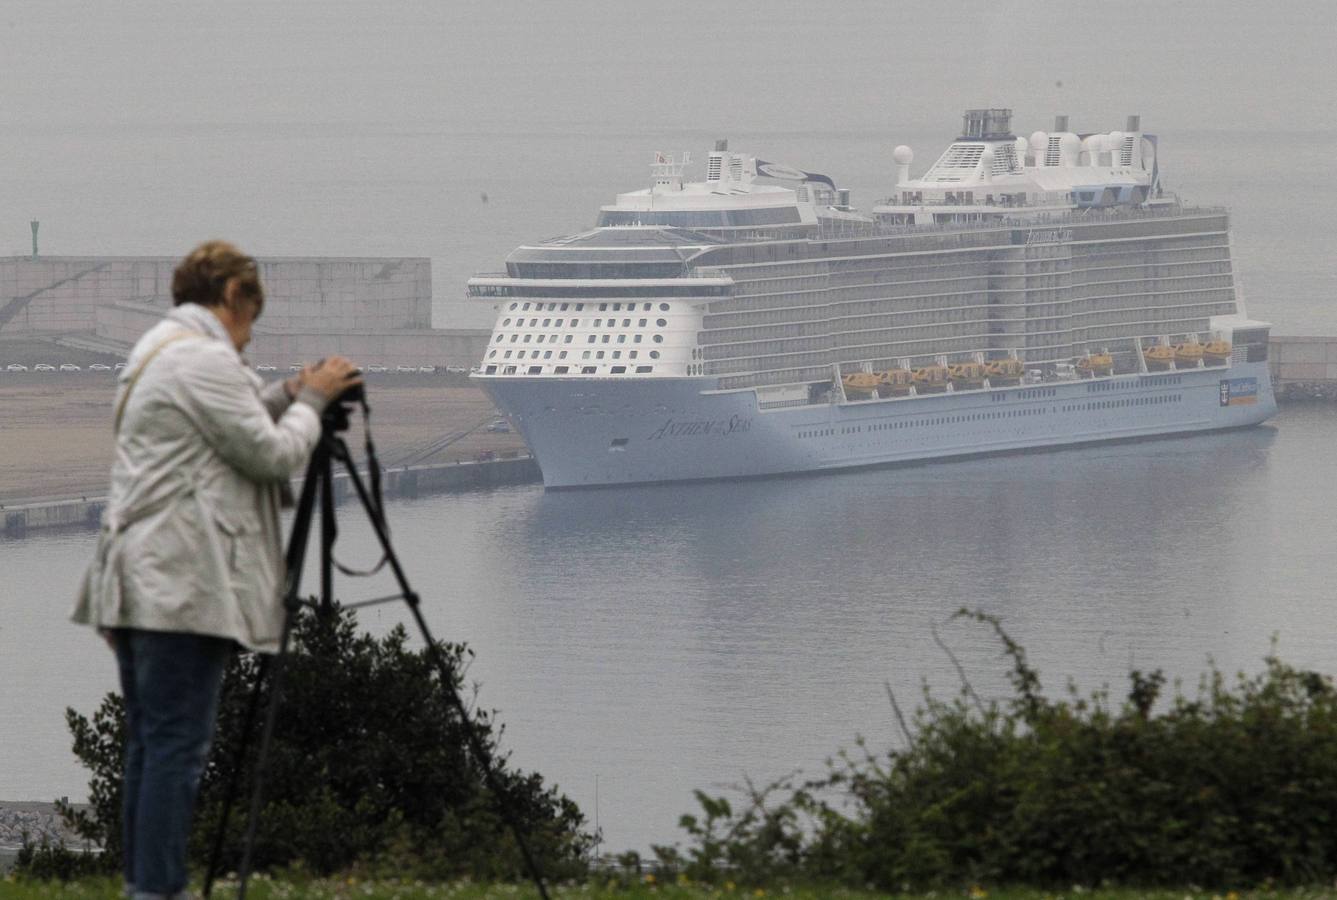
(507, 262), (686, 279)
(595, 207), (801, 227)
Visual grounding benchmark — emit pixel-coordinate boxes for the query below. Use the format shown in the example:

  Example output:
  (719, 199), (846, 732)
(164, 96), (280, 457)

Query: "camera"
(322, 371), (365, 433)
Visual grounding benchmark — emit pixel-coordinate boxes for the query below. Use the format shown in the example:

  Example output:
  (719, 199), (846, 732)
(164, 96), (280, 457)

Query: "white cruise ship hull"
(480, 361), (1276, 489)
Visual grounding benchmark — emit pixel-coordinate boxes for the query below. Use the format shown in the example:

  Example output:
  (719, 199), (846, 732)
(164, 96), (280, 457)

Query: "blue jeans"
(114, 629), (234, 899)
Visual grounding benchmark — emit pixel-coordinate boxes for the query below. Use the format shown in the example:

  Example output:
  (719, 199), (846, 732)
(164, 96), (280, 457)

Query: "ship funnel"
(1125, 114), (1141, 132)
(714, 139), (729, 152)
(1054, 114), (1069, 132)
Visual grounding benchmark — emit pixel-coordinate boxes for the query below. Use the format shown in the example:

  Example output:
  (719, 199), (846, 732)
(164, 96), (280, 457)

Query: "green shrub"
(664, 610), (1337, 891)
(21, 608), (594, 882)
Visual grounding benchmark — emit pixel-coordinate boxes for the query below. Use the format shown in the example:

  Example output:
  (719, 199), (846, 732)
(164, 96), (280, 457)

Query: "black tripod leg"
(202, 655), (267, 899)
(203, 448), (324, 899)
(234, 440), (328, 900)
(335, 442), (552, 900)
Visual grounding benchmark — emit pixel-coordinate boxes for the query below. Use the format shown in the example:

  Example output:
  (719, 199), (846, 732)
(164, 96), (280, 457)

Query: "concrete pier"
(1270, 336), (1337, 400)
(1, 455), (541, 539)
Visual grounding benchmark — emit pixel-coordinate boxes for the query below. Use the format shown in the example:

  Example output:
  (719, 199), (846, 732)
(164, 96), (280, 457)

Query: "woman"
(74, 240), (361, 900)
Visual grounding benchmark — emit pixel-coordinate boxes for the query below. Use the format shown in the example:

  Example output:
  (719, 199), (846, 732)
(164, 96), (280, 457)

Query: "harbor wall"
(1, 456), (541, 539)
(1270, 336), (1337, 400)
(93, 299), (488, 369)
(0, 255), (489, 368)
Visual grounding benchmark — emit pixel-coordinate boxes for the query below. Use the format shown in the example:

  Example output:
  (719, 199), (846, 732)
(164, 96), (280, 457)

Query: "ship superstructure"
(469, 110), (1276, 488)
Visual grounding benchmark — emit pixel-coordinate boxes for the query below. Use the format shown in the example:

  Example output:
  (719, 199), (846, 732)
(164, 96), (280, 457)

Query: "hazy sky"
(3, 0), (1333, 136)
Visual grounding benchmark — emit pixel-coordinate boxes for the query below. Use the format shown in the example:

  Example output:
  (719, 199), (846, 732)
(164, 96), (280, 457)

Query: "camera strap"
(332, 397), (391, 578)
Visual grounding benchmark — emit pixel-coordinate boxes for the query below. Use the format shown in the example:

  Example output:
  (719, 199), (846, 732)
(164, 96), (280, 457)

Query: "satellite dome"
(893, 145), (914, 165)
(1029, 131), (1049, 151)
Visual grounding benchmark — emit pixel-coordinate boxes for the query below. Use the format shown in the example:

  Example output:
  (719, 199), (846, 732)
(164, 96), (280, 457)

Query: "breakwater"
(1270, 336), (1337, 401)
(1, 455), (541, 538)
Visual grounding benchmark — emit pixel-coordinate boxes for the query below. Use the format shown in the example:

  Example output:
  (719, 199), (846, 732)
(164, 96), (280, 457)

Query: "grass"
(7, 876), (1337, 900)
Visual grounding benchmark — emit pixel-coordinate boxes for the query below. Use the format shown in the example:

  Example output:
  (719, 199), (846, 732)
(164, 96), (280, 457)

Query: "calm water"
(3, 1), (1337, 855)
(5, 405), (1337, 852)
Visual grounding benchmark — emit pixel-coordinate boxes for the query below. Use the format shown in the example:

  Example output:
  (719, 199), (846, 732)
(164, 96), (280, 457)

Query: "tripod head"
(321, 379), (366, 434)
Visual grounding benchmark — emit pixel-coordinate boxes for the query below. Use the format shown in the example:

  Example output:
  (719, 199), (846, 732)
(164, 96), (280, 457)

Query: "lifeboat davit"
(912, 365), (948, 392)
(1174, 343), (1205, 367)
(1076, 353), (1114, 377)
(1144, 345), (1175, 370)
(1202, 341), (1231, 365)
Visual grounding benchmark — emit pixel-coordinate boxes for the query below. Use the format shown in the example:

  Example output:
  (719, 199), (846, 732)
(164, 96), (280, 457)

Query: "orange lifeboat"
(1174, 343), (1205, 367)
(842, 372), (881, 396)
(1144, 345), (1175, 370)
(877, 369), (914, 396)
(1202, 341), (1232, 365)
(983, 359), (1024, 382)
(947, 362), (986, 387)
(912, 365), (949, 392)
(1076, 352), (1114, 377)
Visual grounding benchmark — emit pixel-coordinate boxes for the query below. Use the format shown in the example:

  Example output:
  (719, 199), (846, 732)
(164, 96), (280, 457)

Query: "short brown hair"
(171, 240), (263, 310)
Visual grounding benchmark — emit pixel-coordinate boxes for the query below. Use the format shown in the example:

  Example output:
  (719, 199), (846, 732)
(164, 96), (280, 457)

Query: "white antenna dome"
(1014, 136), (1029, 159)
(1030, 131), (1049, 151)
(1059, 133), (1081, 154)
(893, 145), (914, 165)
(1108, 131), (1125, 149)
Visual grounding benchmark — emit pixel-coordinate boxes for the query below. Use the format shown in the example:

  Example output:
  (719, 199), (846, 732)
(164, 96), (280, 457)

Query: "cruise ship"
(469, 109), (1276, 488)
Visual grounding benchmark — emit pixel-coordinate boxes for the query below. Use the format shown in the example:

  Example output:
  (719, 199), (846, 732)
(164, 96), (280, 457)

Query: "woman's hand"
(301, 356), (363, 401)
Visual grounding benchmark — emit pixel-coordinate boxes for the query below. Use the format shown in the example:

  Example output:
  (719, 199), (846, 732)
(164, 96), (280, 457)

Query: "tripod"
(203, 395), (551, 900)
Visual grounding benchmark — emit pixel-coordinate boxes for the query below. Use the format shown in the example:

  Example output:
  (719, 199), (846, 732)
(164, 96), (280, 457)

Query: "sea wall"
(94, 299), (488, 369)
(0, 255), (489, 368)
(1, 455), (541, 539)
(1270, 336), (1337, 401)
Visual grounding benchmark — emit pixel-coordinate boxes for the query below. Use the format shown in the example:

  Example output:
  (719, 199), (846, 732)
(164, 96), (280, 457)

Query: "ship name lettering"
(647, 415), (752, 440)
(1026, 228), (1072, 244)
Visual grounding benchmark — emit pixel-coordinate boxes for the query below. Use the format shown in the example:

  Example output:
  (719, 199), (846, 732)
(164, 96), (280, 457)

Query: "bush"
(22, 608), (594, 882)
(661, 610), (1337, 891)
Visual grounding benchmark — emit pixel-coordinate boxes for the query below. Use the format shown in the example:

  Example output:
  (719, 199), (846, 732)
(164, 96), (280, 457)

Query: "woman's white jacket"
(73, 303), (325, 653)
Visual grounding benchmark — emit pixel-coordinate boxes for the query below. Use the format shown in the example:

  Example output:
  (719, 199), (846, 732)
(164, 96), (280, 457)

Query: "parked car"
(256, 365), (278, 373)
(485, 419), (511, 433)
(366, 365), (389, 374)
(445, 365), (467, 375)
(6, 363), (28, 372)
(34, 364), (57, 372)
(417, 365), (437, 374)
(88, 363), (112, 372)
(114, 362), (128, 372)
(59, 363), (81, 373)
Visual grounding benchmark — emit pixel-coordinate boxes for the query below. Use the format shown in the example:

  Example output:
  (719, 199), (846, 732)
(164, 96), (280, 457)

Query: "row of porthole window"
(490, 364), (656, 375)
(497, 332), (663, 346)
(587, 334), (663, 344)
(799, 394), (1187, 439)
(991, 388), (1058, 401)
(687, 364), (706, 375)
(500, 316), (670, 329)
(508, 301), (672, 313)
(487, 348), (663, 362)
